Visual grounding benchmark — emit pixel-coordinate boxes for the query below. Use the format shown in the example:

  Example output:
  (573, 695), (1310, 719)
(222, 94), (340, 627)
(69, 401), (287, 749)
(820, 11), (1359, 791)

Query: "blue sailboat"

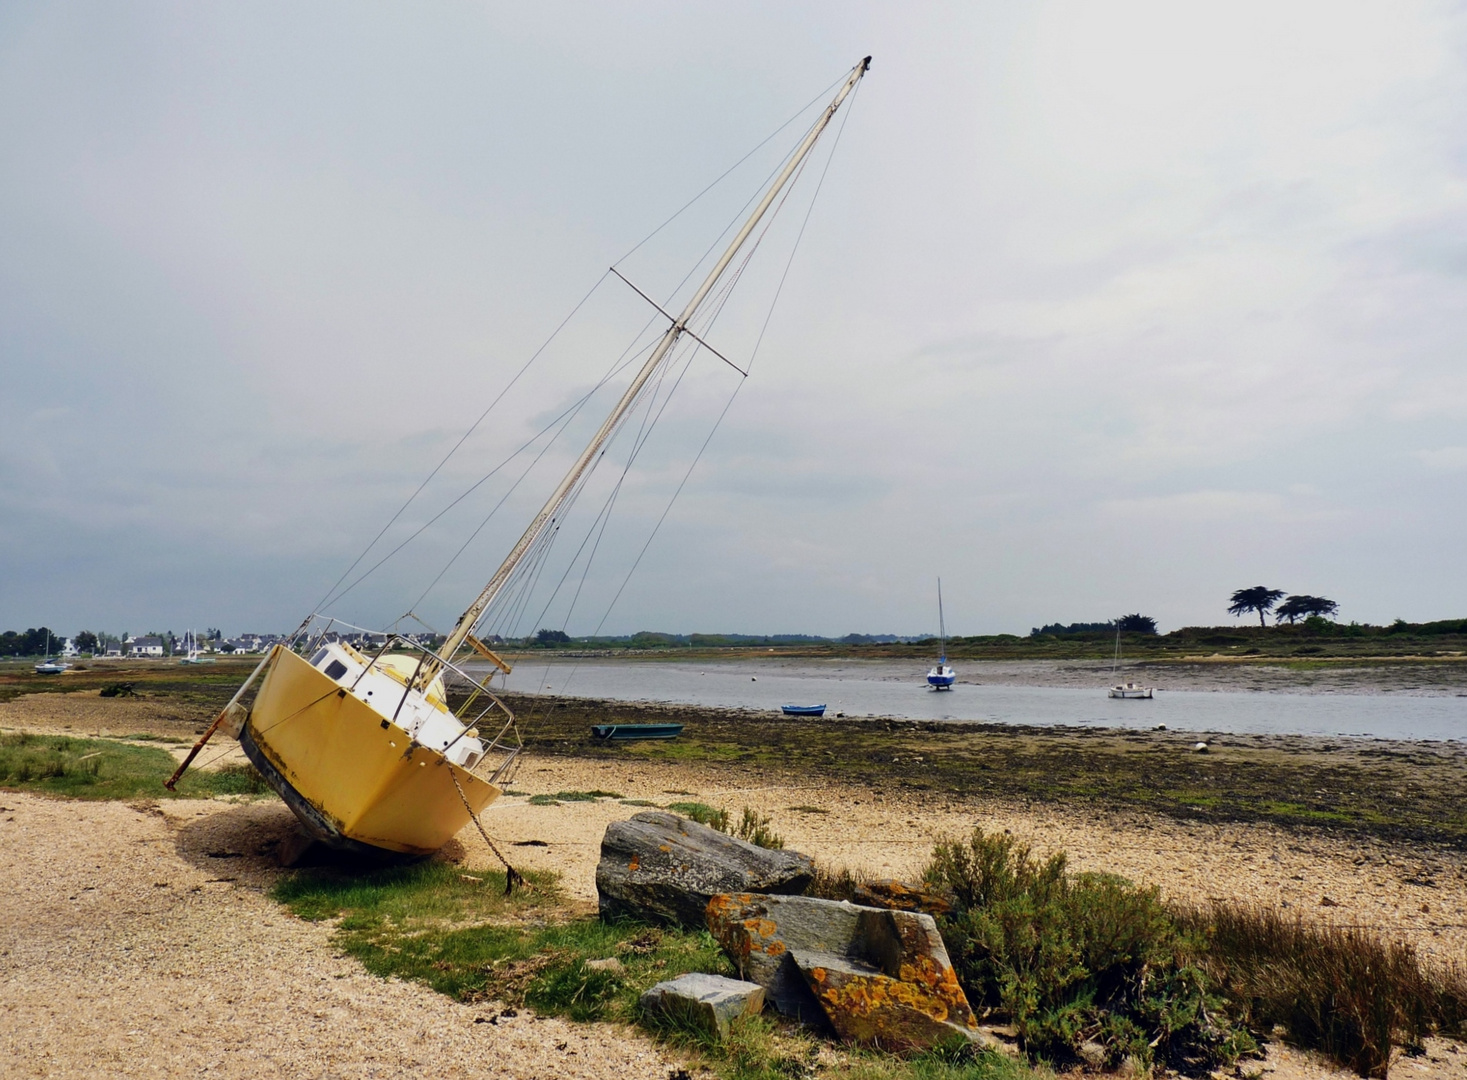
(926, 579), (956, 690)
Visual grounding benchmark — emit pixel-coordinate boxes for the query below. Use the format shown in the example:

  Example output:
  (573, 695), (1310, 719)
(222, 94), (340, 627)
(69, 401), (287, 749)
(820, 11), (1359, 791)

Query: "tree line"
(0, 628), (62, 657)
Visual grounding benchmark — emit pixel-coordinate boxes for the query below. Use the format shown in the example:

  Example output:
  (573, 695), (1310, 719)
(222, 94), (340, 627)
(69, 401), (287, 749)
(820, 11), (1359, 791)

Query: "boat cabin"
(304, 642), (487, 769)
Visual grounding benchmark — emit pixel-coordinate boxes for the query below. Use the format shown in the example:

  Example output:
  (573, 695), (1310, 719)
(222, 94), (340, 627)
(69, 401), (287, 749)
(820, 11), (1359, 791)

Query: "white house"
(129, 635), (165, 657)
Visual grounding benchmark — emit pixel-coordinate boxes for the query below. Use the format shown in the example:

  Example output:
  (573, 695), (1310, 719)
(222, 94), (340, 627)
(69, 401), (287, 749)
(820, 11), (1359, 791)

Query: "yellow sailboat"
(167, 57), (871, 858)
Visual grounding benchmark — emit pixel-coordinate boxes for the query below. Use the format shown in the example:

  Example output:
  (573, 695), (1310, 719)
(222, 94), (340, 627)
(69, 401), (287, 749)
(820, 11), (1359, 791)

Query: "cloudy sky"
(2, 1), (1465, 639)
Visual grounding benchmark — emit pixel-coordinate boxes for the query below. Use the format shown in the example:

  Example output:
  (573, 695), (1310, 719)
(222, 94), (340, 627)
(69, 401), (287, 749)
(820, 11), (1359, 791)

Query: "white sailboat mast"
(434, 57), (871, 668)
(937, 578), (946, 665)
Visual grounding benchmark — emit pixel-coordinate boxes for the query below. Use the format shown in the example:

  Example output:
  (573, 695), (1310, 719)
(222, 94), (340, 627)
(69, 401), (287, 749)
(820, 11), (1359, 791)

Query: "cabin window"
(324, 659), (349, 681)
(310, 648), (330, 668)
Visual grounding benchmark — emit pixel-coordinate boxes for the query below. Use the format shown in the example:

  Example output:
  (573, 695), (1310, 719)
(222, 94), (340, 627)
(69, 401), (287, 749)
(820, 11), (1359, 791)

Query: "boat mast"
(937, 579), (946, 666)
(431, 57), (872, 675)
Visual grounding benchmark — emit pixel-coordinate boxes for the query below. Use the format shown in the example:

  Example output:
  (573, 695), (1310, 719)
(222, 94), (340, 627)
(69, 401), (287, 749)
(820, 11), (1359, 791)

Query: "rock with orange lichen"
(853, 879), (954, 918)
(705, 892), (982, 1051)
(596, 811), (814, 928)
(706, 893), (866, 1022)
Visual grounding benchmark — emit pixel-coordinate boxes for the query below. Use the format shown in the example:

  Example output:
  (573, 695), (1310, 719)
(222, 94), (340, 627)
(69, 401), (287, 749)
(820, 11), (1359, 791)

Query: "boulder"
(853, 879), (954, 918)
(639, 972), (766, 1039)
(706, 892), (864, 1022)
(596, 811), (814, 928)
(791, 949), (978, 1053)
(705, 892), (981, 1051)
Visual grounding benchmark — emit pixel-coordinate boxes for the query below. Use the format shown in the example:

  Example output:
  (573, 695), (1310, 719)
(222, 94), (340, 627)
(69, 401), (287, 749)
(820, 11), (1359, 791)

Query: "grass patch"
(272, 861), (728, 1020)
(527, 789), (624, 806)
(729, 806), (784, 850)
(666, 801), (728, 829)
(662, 802), (784, 849)
(807, 862), (865, 902)
(620, 798), (659, 807)
(272, 855), (1047, 1080)
(0, 732), (269, 800)
(788, 804), (829, 814)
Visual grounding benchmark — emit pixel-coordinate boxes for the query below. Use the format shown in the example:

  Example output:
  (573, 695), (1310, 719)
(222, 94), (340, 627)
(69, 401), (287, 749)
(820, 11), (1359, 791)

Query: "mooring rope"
(449, 767), (528, 896)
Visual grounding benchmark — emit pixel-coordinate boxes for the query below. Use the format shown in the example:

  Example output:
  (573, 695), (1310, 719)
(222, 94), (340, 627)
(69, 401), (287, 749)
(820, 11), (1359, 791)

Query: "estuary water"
(483, 658), (1467, 742)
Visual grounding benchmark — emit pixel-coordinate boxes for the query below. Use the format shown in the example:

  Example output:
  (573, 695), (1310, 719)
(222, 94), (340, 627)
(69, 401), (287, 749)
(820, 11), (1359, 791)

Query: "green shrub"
(924, 828), (1254, 1073)
(730, 807), (784, 850)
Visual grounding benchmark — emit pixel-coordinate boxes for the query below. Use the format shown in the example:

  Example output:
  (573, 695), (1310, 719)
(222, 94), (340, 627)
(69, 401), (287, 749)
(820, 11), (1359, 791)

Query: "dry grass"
(1176, 901), (1467, 1078)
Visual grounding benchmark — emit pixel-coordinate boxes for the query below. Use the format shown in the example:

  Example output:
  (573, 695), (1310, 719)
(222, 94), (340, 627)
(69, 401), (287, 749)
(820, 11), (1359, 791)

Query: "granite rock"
(705, 892), (981, 1051)
(639, 972), (766, 1039)
(596, 811), (814, 928)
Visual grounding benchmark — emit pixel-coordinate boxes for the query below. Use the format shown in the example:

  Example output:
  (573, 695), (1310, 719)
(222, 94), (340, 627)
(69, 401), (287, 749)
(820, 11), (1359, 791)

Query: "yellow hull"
(242, 646), (500, 856)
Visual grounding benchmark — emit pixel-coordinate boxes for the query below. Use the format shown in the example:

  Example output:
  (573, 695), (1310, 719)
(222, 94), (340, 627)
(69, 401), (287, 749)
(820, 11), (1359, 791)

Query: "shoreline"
(498, 691), (1467, 850)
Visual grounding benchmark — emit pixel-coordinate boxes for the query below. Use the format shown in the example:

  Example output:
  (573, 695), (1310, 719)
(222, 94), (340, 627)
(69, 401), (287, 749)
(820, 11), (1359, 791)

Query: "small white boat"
(1108, 682), (1153, 699)
(926, 579), (956, 690)
(1107, 620), (1152, 700)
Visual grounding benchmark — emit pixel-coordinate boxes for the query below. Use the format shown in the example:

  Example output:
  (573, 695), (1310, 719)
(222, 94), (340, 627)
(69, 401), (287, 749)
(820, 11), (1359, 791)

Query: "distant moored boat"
(1107, 620), (1154, 700)
(927, 579), (956, 689)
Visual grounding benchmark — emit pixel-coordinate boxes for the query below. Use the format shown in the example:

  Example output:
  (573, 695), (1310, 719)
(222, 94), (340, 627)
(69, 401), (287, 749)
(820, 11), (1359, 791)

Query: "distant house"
(129, 635), (165, 657)
(104, 641), (124, 657)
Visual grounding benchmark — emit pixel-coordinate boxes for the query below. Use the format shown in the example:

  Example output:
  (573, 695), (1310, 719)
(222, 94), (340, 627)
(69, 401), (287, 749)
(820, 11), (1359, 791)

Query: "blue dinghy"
(780, 704), (827, 717)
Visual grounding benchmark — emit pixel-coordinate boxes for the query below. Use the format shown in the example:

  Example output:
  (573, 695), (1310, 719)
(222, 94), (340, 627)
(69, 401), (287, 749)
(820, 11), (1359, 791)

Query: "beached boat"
(927, 579), (955, 689)
(165, 59), (872, 858)
(34, 632), (69, 675)
(591, 723), (684, 741)
(1107, 621), (1154, 700)
(178, 629), (214, 664)
(780, 704), (827, 717)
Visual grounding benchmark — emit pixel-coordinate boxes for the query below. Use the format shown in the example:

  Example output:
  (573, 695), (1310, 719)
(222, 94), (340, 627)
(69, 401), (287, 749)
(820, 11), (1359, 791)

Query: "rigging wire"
(398, 308), (670, 622)
(322, 323), (666, 614)
(309, 270), (611, 616)
(583, 78), (863, 643)
(310, 81), (828, 620)
(312, 62), (861, 673)
(612, 71), (846, 267)
(509, 107), (847, 726)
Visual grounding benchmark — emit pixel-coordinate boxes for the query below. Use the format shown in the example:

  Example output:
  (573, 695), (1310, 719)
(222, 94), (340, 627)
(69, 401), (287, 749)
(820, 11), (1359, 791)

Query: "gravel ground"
(0, 793), (674, 1080)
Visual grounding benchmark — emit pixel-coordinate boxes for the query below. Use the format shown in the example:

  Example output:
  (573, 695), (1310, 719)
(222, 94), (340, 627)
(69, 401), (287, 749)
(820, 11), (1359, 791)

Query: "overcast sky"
(3, 1), (1465, 639)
